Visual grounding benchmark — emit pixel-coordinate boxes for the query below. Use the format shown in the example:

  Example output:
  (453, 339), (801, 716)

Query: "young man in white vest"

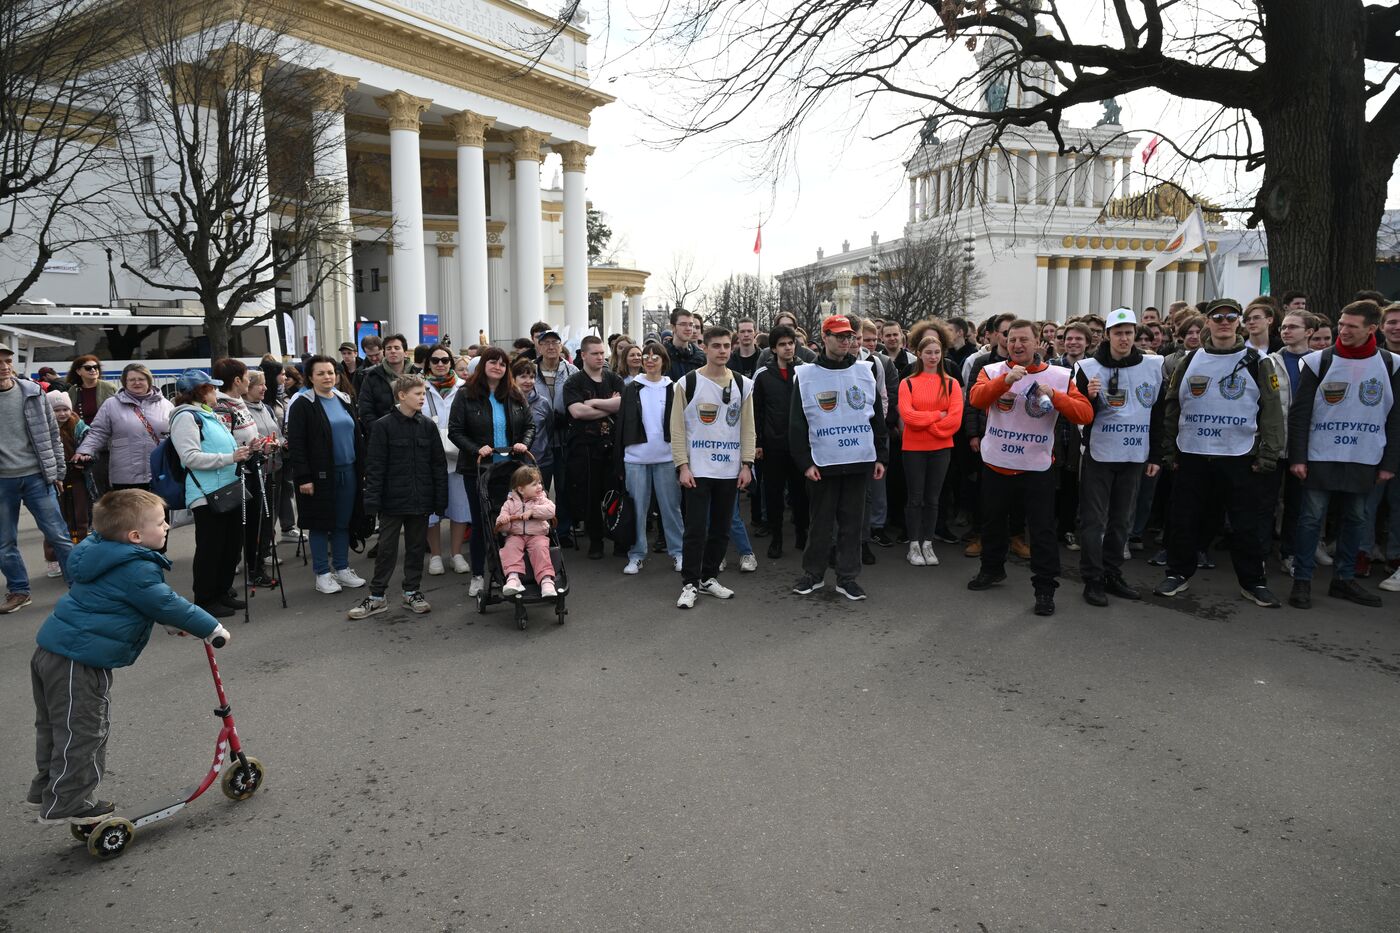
(1155, 298), (1286, 607)
(1286, 299), (1400, 608)
(670, 326), (755, 609)
(966, 319), (1094, 616)
(789, 316), (889, 601)
(1074, 309), (1164, 607)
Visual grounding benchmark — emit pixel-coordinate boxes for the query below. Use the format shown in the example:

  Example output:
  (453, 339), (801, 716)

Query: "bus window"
(29, 322), (271, 362)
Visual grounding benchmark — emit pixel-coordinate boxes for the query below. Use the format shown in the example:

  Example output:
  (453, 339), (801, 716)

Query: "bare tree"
(878, 236), (987, 327)
(776, 262), (827, 335)
(111, 1), (363, 360)
(0, 0), (123, 312)
(704, 273), (779, 328)
(661, 251), (706, 310)
(649, 0), (1400, 315)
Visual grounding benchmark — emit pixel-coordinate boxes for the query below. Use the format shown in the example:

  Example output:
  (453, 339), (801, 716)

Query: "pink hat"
(47, 390), (71, 411)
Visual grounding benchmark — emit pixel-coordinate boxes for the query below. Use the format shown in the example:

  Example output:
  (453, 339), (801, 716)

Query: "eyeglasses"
(1279, 323), (1304, 331)
(429, 356), (452, 364)
(1208, 312), (1240, 323)
(81, 364), (100, 371)
(827, 332), (857, 342)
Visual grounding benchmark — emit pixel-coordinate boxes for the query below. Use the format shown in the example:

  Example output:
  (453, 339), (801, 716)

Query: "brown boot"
(1010, 535), (1032, 559)
(963, 536), (982, 558)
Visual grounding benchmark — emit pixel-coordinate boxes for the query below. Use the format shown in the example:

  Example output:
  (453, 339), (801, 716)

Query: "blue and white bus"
(0, 306), (286, 389)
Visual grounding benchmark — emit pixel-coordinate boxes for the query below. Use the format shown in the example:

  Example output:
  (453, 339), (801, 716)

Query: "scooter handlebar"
(210, 635), (227, 649)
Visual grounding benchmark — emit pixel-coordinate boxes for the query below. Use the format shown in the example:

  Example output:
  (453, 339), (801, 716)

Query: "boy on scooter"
(28, 489), (230, 826)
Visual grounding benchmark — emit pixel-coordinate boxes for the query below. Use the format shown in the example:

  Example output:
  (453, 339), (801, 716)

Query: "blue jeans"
(1361, 477), (1400, 560)
(309, 464), (355, 575)
(1293, 487), (1368, 582)
(730, 498), (753, 556)
(0, 473), (74, 594)
(624, 461), (684, 563)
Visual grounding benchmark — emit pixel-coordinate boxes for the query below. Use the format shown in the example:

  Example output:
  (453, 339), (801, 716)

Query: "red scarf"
(1335, 333), (1376, 359)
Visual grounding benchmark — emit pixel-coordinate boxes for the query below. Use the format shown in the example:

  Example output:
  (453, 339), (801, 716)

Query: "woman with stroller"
(447, 346), (534, 598)
(421, 343), (472, 575)
(616, 342), (684, 575)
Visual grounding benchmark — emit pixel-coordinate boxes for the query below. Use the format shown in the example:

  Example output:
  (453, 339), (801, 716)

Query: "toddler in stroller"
(494, 466), (558, 598)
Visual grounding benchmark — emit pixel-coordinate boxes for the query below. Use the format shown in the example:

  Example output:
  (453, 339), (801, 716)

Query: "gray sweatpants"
(30, 647), (112, 820)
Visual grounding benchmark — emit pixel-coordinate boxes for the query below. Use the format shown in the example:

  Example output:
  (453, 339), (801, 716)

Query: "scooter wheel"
(86, 817), (135, 859)
(221, 756), (266, 801)
(70, 822), (95, 842)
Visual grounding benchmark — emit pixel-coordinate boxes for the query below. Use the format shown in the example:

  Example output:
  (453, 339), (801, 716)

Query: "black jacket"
(788, 352), (889, 474)
(446, 389), (536, 476)
(356, 362), (403, 431)
(615, 377), (675, 476)
(664, 339), (705, 381)
(363, 408), (449, 516)
(753, 358), (803, 453)
(286, 391), (367, 533)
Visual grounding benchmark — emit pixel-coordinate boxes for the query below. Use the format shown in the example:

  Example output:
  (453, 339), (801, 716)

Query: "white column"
(1183, 261), (1202, 306)
(1052, 257), (1070, 321)
(302, 70), (359, 355)
(436, 244), (459, 343)
(1045, 154), (1058, 205)
(908, 176), (917, 224)
(375, 90), (432, 339)
(608, 290), (625, 336)
(1120, 259), (1139, 309)
(626, 288), (644, 338)
(1098, 260), (1117, 314)
(290, 257), (313, 355)
(445, 111), (494, 350)
(486, 242), (506, 346)
(1025, 152), (1038, 205)
(1073, 258), (1092, 315)
(987, 153), (1001, 204)
(557, 141), (594, 345)
(1034, 257), (1049, 319)
(509, 128), (547, 339)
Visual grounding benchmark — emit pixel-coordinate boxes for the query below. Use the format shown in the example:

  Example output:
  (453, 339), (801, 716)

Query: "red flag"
(753, 225), (762, 254)
(1141, 135), (1160, 166)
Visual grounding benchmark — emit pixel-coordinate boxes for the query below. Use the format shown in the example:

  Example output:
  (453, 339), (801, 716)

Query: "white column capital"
(509, 126), (549, 163)
(375, 90), (432, 132)
(556, 141), (595, 173)
(302, 69), (359, 112)
(445, 110), (496, 148)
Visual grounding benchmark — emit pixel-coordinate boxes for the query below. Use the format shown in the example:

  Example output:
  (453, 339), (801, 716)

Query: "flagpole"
(756, 213), (762, 282)
(1195, 208), (1220, 300)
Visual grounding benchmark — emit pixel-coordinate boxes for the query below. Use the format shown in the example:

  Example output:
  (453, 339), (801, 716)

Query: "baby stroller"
(475, 449), (569, 630)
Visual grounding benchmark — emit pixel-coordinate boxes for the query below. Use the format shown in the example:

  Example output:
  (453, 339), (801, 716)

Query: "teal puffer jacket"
(36, 534), (218, 669)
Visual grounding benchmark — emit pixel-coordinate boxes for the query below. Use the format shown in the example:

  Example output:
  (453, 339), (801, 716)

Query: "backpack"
(663, 371), (750, 443)
(150, 410), (201, 509)
(601, 486), (636, 548)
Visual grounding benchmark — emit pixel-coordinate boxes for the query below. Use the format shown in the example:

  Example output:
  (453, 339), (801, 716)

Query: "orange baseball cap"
(821, 315), (854, 334)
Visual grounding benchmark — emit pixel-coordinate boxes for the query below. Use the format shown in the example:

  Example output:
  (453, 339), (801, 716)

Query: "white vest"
(981, 361), (1070, 473)
(1077, 356), (1163, 463)
(1302, 350), (1396, 465)
(1176, 348), (1260, 457)
(797, 361), (877, 466)
(683, 372), (749, 479)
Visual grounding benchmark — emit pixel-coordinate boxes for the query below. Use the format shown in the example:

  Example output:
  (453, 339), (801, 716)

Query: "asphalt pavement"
(2, 516), (1398, 932)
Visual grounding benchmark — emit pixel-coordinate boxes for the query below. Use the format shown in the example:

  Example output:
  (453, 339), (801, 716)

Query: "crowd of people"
(5, 288), (1400, 627)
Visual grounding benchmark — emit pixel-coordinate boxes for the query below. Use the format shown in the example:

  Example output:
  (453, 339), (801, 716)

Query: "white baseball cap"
(1105, 307), (1137, 330)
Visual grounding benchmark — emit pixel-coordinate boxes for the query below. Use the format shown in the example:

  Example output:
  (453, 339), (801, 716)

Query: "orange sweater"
(969, 362), (1093, 475)
(897, 372), (963, 451)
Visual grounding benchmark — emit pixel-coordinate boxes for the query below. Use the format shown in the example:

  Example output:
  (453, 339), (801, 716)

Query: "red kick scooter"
(74, 635), (266, 859)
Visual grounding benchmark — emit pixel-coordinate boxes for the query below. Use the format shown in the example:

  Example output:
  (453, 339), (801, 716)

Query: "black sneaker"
(1148, 549), (1168, 566)
(766, 541), (783, 560)
(753, 523), (771, 538)
(1288, 580), (1311, 609)
(1197, 550), (1216, 570)
(1034, 592), (1056, 616)
(199, 601), (236, 619)
(1128, 535), (1145, 551)
(587, 544), (605, 560)
(248, 572), (278, 589)
(1083, 580), (1108, 607)
(1240, 585), (1281, 608)
(1104, 576), (1142, 600)
(37, 799), (116, 826)
(1154, 575), (1189, 597)
(861, 543), (877, 565)
(835, 579), (867, 601)
(966, 570), (1006, 591)
(220, 592), (247, 609)
(933, 529), (960, 544)
(1328, 578), (1382, 607)
(871, 528), (895, 548)
(894, 528), (910, 545)
(791, 573), (824, 595)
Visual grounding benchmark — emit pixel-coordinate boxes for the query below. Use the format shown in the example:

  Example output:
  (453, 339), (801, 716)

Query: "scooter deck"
(121, 786), (200, 829)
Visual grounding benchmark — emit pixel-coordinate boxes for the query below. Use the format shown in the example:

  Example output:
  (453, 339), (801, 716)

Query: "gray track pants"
(30, 647), (112, 820)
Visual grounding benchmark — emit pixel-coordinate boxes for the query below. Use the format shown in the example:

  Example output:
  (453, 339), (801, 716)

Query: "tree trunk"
(205, 303), (231, 365)
(1256, 0), (1386, 319)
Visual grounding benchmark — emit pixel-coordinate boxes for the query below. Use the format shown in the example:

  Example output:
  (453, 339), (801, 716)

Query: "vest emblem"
(1188, 375), (1210, 397)
(697, 403), (719, 425)
(1218, 372), (1247, 401)
(1023, 389), (1052, 418)
(845, 384), (866, 410)
(1359, 378), (1384, 407)
(1321, 382), (1349, 405)
(1105, 389), (1127, 409)
(816, 390), (838, 412)
(996, 394), (1015, 412)
(725, 400), (741, 426)
(1135, 382), (1156, 407)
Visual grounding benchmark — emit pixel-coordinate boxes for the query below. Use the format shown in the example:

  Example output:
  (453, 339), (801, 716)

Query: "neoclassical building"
(16, 0), (648, 351)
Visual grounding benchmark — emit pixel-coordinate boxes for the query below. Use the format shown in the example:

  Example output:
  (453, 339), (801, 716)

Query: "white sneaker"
(677, 583), (698, 608)
(739, 553), (758, 573)
(907, 543), (926, 566)
(1381, 566), (1400, 592)
(44, 561), (62, 578)
(623, 558), (643, 575)
(540, 578), (557, 598)
(1123, 544), (1132, 561)
(335, 568), (366, 588)
(502, 574), (524, 596)
(451, 554), (470, 574)
(468, 575), (485, 596)
(718, 558), (727, 573)
(1315, 543), (1334, 566)
(921, 541), (939, 566)
(315, 573), (342, 594)
(427, 555), (445, 576)
(1280, 555), (1295, 577)
(699, 577), (734, 599)
(673, 556), (683, 572)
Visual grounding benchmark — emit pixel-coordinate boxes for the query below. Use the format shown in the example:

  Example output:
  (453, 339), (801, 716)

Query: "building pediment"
(1098, 182), (1224, 225)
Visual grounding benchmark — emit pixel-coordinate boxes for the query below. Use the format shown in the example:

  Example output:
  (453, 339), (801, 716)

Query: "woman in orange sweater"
(897, 323), (964, 566)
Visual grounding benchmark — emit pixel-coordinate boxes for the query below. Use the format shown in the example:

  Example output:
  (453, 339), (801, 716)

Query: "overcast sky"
(566, 1), (1400, 301)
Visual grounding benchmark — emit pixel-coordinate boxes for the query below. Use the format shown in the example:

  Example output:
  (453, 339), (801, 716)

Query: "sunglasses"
(1208, 312), (1240, 323)
(82, 364), (101, 371)
(429, 356), (453, 364)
